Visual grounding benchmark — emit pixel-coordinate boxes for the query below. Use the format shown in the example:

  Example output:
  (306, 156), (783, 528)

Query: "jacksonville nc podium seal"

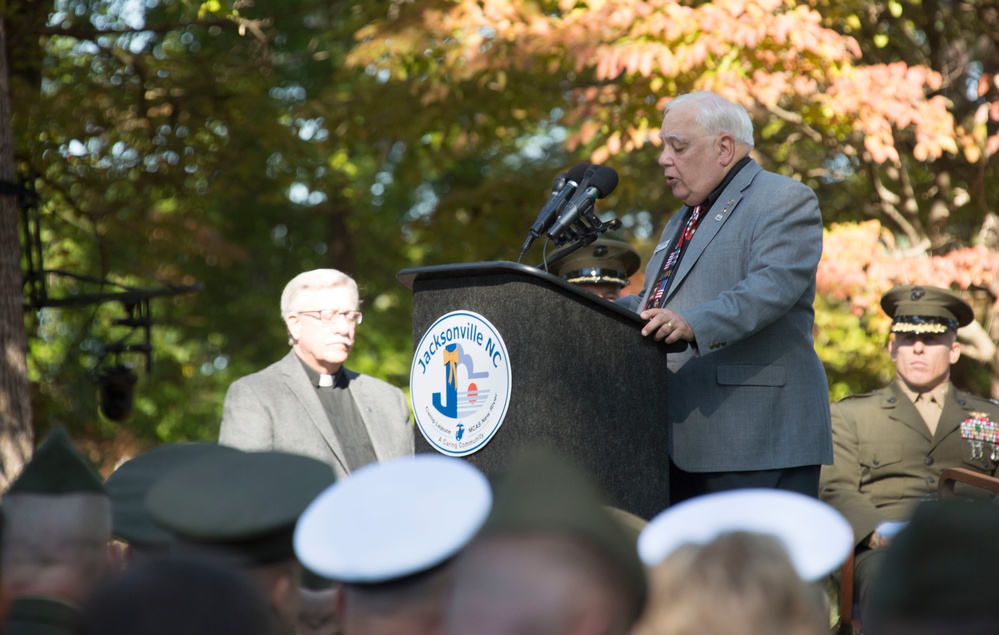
(410, 310), (512, 457)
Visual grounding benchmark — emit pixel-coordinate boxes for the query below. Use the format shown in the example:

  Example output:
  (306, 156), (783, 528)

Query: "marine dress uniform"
(819, 284), (999, 615)
(821, 379), (999, 540)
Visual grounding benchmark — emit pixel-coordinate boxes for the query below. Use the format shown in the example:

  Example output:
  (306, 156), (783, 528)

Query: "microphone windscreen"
(588, 166), (619, 197)
(566, 162), (591, 182)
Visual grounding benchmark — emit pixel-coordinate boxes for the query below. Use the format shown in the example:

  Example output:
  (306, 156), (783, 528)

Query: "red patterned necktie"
(644, 204), (706, 310)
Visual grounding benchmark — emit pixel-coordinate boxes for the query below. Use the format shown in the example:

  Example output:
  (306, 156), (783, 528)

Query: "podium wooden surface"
(400, 261), (680, 519)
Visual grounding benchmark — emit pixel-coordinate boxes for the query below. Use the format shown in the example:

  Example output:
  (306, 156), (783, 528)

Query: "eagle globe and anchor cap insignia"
(411, 311), (512, 457)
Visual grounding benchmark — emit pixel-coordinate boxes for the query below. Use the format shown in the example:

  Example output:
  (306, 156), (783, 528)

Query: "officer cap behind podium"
(881, 284), (974, 335)
(146, 449), (335, 565)
(551, 237), (641, 288)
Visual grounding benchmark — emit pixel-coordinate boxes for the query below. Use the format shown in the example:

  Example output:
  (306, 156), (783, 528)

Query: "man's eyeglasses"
(297, 309), (363, 325)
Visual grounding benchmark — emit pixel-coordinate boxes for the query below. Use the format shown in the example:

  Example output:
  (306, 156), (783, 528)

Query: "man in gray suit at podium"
(619, 91), (832, 502)
(219, 269), (413, 478)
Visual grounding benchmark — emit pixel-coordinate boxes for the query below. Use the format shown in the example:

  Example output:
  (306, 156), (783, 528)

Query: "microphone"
(542, 163), (598, 243)
(529, 171), (567, 237)
(546, 165), (619, 242)
(551, 171), (569, 195)
(519, 163), (590, 258)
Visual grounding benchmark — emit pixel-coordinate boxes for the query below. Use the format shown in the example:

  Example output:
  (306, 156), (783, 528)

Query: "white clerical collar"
(319, 373), (335, 388)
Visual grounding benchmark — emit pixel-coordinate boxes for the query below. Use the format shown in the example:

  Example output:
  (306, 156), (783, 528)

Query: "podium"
(398, 261), (681, 520)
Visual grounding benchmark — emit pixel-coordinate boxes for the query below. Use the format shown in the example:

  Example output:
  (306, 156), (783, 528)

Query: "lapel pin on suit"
(715, 199), (734, 222)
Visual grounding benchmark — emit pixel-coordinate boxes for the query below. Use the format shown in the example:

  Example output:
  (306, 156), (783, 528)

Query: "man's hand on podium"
(640, 308), (693, 345)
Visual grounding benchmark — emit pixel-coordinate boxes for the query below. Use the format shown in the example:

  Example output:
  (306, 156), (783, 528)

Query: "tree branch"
(865, 162), (928, 250)
(37, 20), (233, 39)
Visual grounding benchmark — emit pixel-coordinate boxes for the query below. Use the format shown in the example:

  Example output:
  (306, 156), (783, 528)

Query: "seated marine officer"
(819, 284), (999, 617)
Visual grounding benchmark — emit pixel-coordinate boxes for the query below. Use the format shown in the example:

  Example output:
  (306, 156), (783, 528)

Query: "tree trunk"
(326, 193), (355, 275)
(0, 16), (34, 491)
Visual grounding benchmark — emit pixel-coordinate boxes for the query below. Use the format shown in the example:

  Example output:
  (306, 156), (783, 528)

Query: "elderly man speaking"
(619, 91), (832, 503)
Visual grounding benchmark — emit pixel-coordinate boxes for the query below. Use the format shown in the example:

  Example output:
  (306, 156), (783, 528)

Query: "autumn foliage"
(350, 0), (999, 396)
(5, 0), (999, 474)
(820, 221), (999, 321)
(348, 0), (967, 165)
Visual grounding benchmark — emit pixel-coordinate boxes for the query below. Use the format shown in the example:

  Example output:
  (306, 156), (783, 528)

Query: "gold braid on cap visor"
(890, 316), (958, 334)
(563, 268), (629, 287)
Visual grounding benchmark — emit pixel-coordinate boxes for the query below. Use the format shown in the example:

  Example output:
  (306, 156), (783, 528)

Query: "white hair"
(666, 92), (755, 148)
(279, 269), (359, 320)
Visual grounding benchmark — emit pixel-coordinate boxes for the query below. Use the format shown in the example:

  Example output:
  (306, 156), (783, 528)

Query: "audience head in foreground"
(78, 553), (277, 635)
(634, 531), (828, 635)
(295, 454), (492, 635)
(441, 445), (647, 635)
(634, 488), (853, 635)
(146, 448), (335, 634)
(864, 498), (999, 635)
(1, 426), (111, 635)
(104, 441), (241, 559)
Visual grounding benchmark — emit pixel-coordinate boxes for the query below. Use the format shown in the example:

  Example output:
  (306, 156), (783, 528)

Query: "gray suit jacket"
(620, 160), (832, 472)
(218, 351), (414, 478)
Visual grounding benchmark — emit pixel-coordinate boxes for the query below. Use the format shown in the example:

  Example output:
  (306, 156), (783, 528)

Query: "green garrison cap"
(880, 284), (974, 334)
(865, 498), (999, 635)
(484, 445), (647, 617)
(6, 426), (104, 495)
(106, 442), (242, 549)
(551, 238), (641, 288)
(146, 449), (335, 565)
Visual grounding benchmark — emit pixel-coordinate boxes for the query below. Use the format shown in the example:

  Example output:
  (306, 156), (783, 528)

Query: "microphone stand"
(536, 233), (598, 272)
(526, 193), (623, 270)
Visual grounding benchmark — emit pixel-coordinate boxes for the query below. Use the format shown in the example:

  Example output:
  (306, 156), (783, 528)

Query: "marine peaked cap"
(106, 442), (241, 548)
(146, 449), (335, 564)
(550, 238), (641, 288)
(880, 284), (974, 334)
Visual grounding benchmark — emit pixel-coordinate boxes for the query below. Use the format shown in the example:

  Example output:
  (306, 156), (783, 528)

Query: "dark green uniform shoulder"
(956, 390), (999, 417)
(836, 388), (884, 403)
